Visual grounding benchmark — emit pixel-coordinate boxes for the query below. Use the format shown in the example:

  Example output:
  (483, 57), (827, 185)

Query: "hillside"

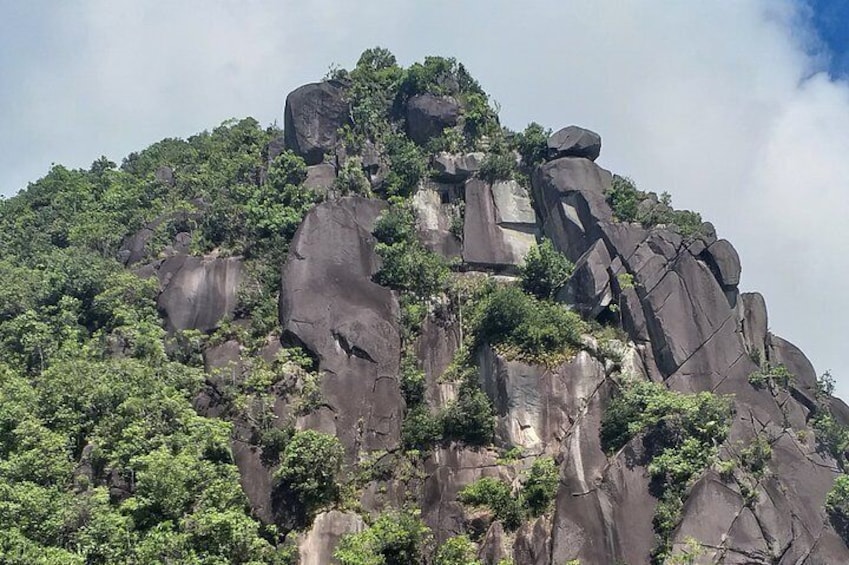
(1, 48), (849, 564)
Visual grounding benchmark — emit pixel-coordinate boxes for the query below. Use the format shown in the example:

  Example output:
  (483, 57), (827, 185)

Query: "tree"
(274, 430), (344, 513)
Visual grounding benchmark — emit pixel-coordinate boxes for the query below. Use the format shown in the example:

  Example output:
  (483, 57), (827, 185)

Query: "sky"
(1, 1), (848, 397)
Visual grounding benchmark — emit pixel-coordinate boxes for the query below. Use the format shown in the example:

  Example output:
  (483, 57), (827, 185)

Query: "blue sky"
(808, 0), (849, 77)
(1, 0), (849, 398)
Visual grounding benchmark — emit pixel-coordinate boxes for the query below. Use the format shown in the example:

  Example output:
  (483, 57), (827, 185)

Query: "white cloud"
(2, 0), (849, 396)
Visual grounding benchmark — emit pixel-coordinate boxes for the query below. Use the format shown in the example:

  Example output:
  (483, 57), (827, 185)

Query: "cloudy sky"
(2, 1), (848, 396)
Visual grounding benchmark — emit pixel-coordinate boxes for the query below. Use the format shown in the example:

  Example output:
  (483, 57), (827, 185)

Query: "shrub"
(478, 152), (517, 183)
(827, 475), (849, 527)
(458, 477), (523, 530)
(511, 122), (551, 166)
(813, 411), (849, 465)
(467, 283), (586, 363)
(520, 240), (573, 300)
(334, 158), (372, 197)
(383, 134), (427, 197)
(401, 406), (443, 451)
(747, 363), (794, 391)
(434, 535), (481, 565)
(523, 457), (559, 516)
(335, 510), (432, 565)
(441, 382), (495, 446)
(740, 434), (772, 479)
(605, 175), (705, 238)
(274, 430), (344, 513)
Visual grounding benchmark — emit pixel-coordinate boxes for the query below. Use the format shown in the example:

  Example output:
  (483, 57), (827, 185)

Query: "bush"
(511, 122), (551, 166)
(478, 152), (517, 183)
(435, 535), (481, 565)
(747, 363), (794, 391)
(740, 434), (772, 479)
(523, 457), (559, 517)
(274, 430), (344, 513)
(372, 203), (450, 299)
(520, 240), (573, 300)
(604, 175), (705, 238)
(458, 477), (523, 530)
(335, 510), (432, 565)
(401, 406), (443, 451)
(334, 158), (372, 197)
(441, 382), (495, 446)
(827, 475), (849, 527)
(813, 411), (849, 465)
(467, 283), (587, 363)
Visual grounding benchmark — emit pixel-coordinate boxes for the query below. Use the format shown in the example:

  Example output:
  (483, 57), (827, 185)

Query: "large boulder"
(559, 239), (613, 318)
(432, 152), (485, 182)
(463, 179), (537, 271)
(279, 197), (404, 457)
(411, 184), (462, 259)
(298, 511), (365, 565)
(406, 93), (461, 146)
(547, 126), (602, 161)
(284, 81), (349, 165)
(155, 255), (242, 332)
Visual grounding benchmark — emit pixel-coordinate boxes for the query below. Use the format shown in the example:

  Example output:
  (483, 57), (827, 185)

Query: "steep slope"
(1, 48), (848, 565)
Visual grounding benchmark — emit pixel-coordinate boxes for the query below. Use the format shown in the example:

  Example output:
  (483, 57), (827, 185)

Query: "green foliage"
(827, 475), (849, 531)
(458, 456), (560, 530)
(520, 240), (573, 300)
(274, 430), (344, 515)
(523, 457), (560, 517)
(465, 282), (587, 364)
(441, 381), (496, 446)
(599, 379), (732, 563)
(334, 510), (432, 565)
(605, 175), (705, 238)
(373, 201), (450, 298)
(335, 158), (373, 197)
(434, 535), (481, 565)
(740, 434), (773, 479)
(511, 122), (551, 166)
(383, 133), (428, 197)
(398, 56), (484, 99)
(813, 411), (849, 465)
(458, 477), (524, 530)
(401, 406), (444, 451)
(747, 363), (794, 391)
(478, 152), (517, 183)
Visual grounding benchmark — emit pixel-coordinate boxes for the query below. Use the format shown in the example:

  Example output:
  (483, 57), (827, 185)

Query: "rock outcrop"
(284, 80), (349, 165)
(406, 93), (461, 146)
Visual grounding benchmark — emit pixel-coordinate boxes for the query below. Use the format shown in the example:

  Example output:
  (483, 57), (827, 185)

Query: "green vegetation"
(519, 239), (574, 300)
(274, 430), (344, 518)
(458, 456), (560, 531)
(434, 535), (481, 565)
(600, 379), (732, 563)
(747, 363), (794, 391)
(827, 475), (849, 540)
(465, 282), (587, 365)
(334, 510), (432, 565)
(740, 434), (773, 479)
(605, 175), (705, 238)
(511, 122), (551, 167)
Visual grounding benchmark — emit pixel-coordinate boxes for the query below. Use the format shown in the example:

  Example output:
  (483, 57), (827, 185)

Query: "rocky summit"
(1, 49), (848, 565)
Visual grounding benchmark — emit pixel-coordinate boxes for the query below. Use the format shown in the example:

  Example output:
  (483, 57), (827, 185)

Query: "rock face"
(180, 79), (849, 564)
(463, 179), (537, 271)
(547, 125), (602, 161)
(406, 93), (461, 146)
(284, 81), (349, 165)
(155, 255), (242, 332)
(279, 197), (404, 456)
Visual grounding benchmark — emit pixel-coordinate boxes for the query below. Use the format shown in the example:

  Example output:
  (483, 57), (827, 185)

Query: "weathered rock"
(284, 80), (349, 165)
(118, 207), (204, 266)
(478, 347), (606, 452)
(767, 333), (819, 404)
(559, 239), (613, 318)
(279, 197), (403, 457)
(303, 163), (337, 192)
(740, 292), (768, 365)
(491, 180), (536, 225)
(265, 135), (286, 164)
(421, 447), (508, 543)
(411, 184), (462, 259)
(298, 511), (365, 565)
(154, 165), (175, 186)
(479, 522), (510, 564)
(513, 516), (552, 565)
(547, 126), (602, 161)
(463, 179), (537, 271)
(432, 152), (485, 182)
(531, 157), (613, 261)
(155, 255), (242, 332)
(703, 238), (741, 288)
(406, 93), (461, 146)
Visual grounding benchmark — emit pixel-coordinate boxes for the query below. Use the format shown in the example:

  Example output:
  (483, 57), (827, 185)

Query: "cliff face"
(4, 51), (847, 565)
(185, 62), (849, 563)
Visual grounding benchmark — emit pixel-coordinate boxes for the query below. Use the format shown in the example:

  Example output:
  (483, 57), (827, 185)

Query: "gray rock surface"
(303, 163), (337, 192)
(406, 93), (461, 146)
(155, 255), (242, 332)
(547, 125), (602, 161)
(298, 511), (365, 565)
(463, 179), (537, 271)
(432, 152), (484, 182)
(279, 197), (403, 457)
(284, 80), (349, 165)
(411, 184), (462, 259)
(559, 239), (613, 318)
